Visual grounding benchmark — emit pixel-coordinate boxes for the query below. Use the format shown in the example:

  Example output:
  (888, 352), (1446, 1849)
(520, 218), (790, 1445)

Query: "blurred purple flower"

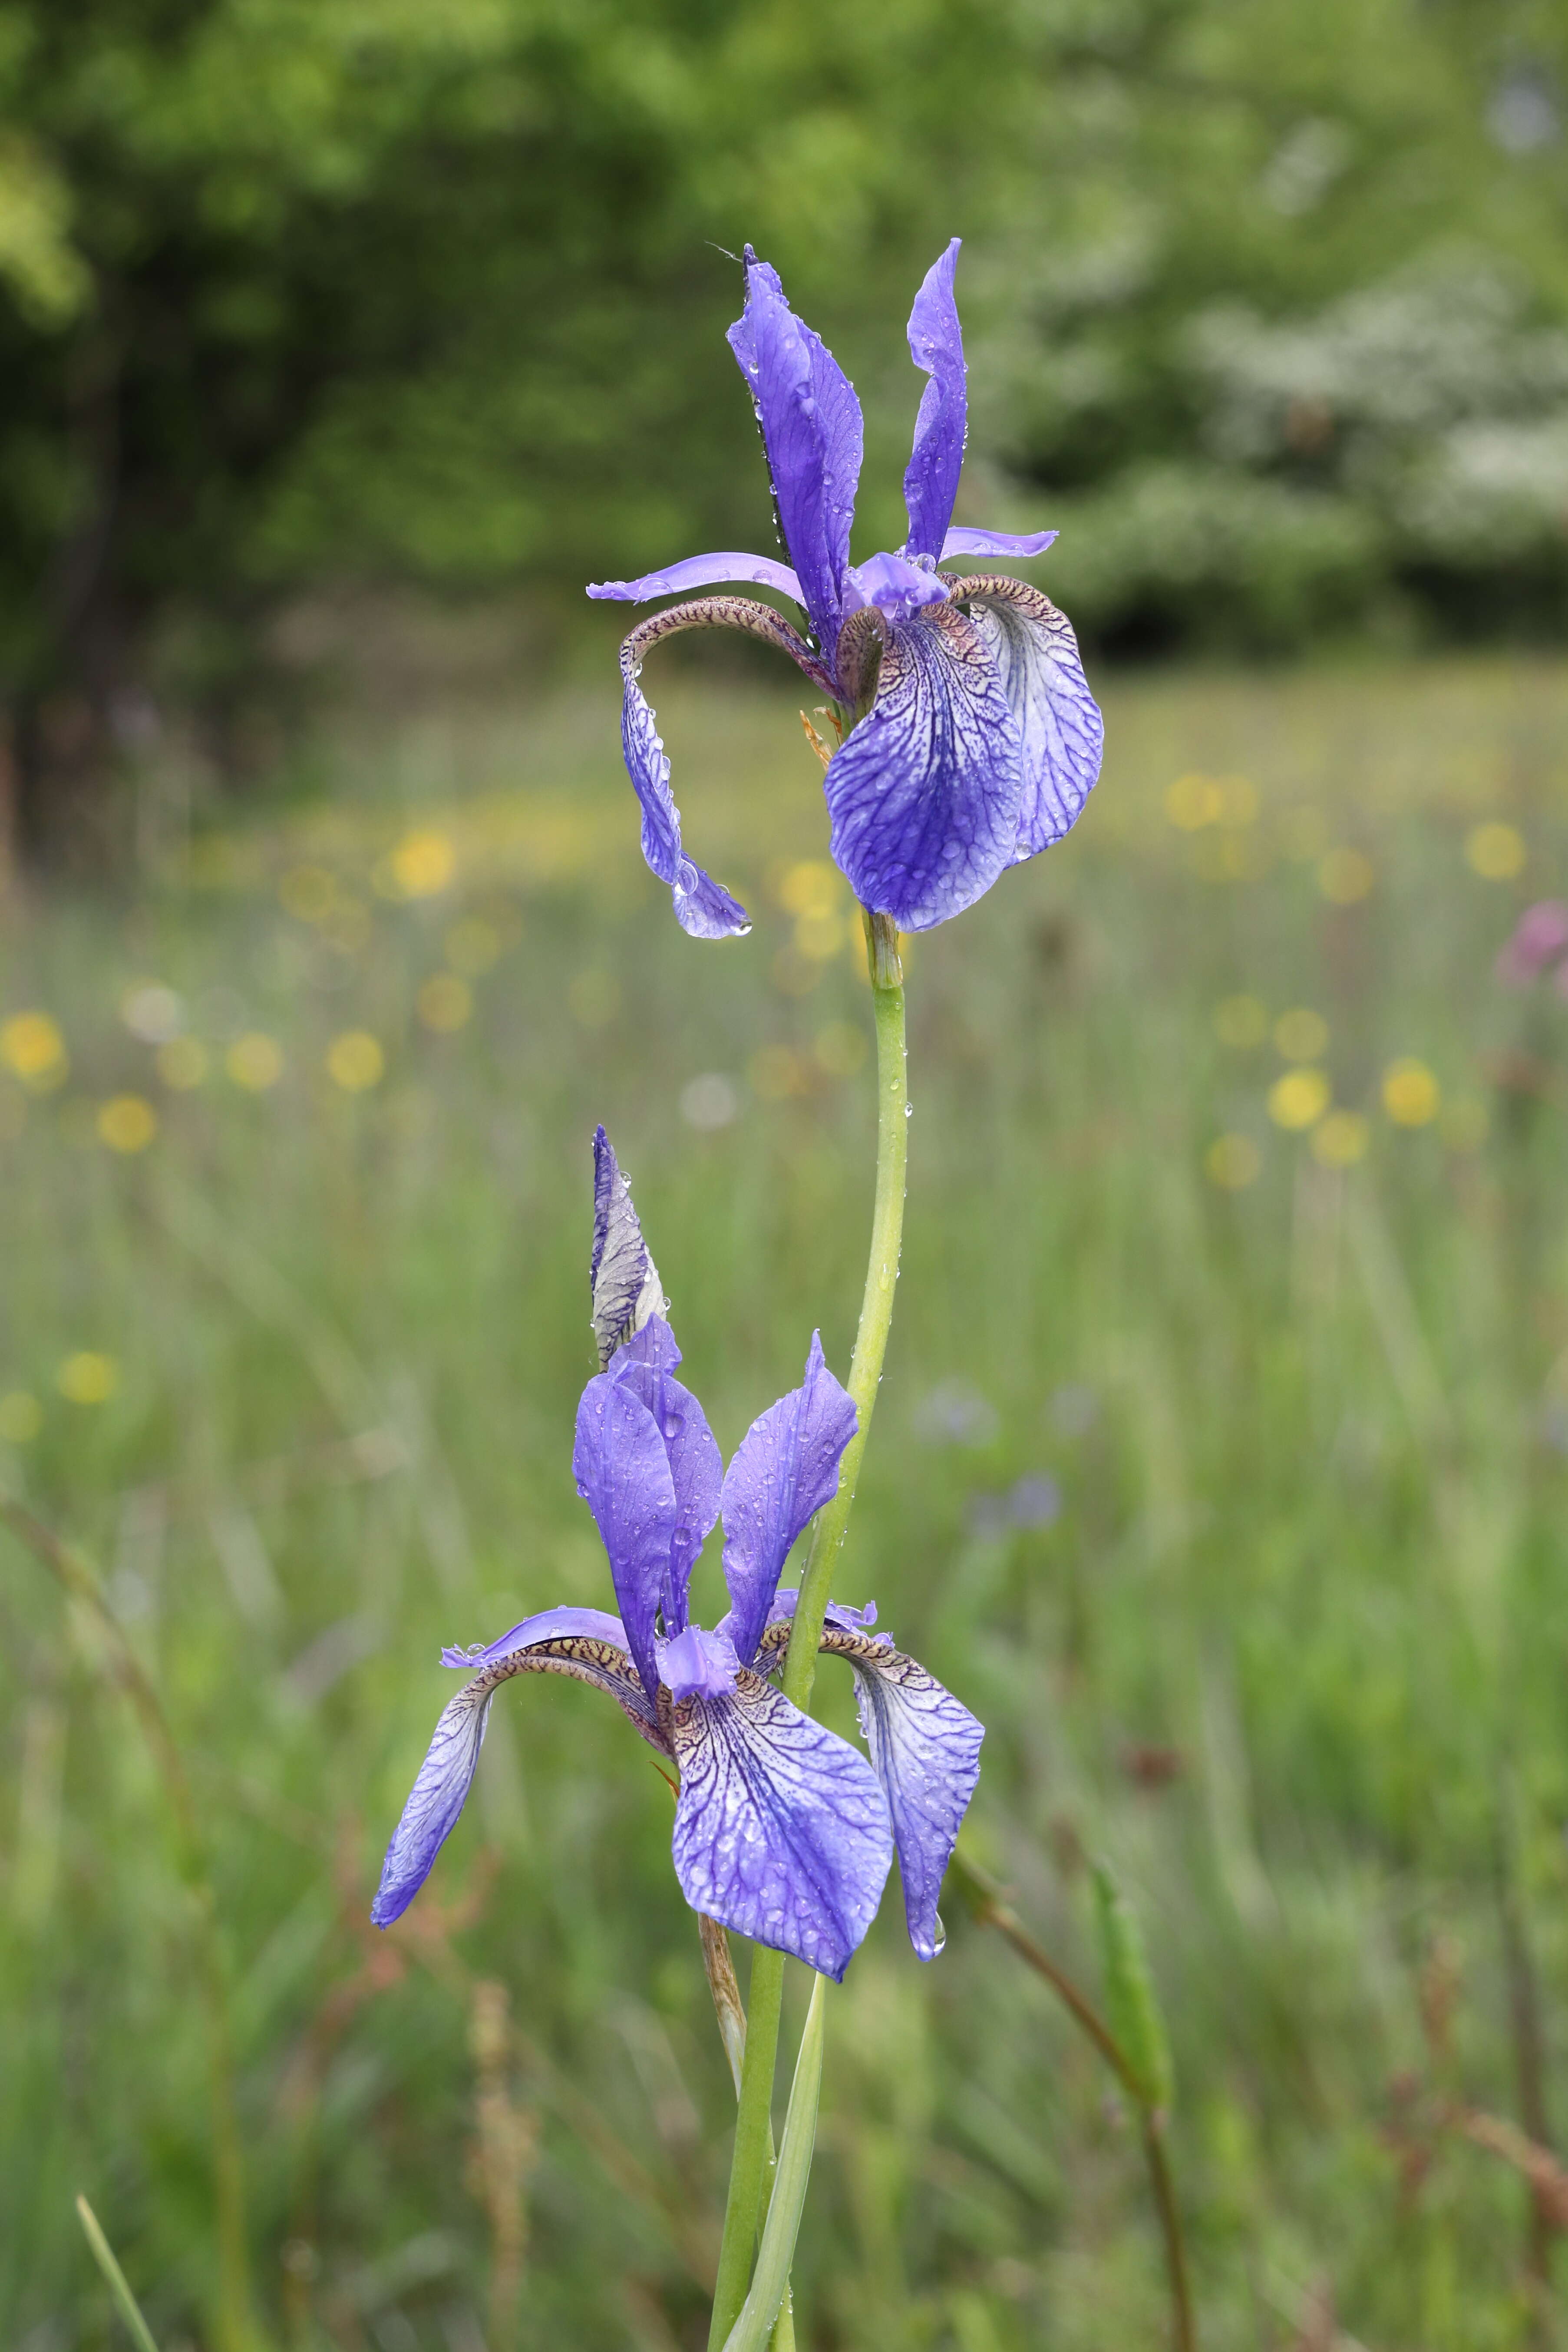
(588, 243), (1102, 937)
(914, 1377), (998, 1446)
(1497, 899), (1568, 986)
(967, 1472), (1063, 1540)
(372, 1130), (982, 1980)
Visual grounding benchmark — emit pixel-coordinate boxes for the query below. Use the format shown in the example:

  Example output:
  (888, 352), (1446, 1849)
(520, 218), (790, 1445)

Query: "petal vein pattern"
(591, 1125), (666, 1370)
(823, 601), (1024, 931)
(902, 239), (967, 565)
(945, 575), (1104, 859)
(670, 1668), (893, 1980)
(727, 250), (864, 659)
(821, 1625), (983, 1962)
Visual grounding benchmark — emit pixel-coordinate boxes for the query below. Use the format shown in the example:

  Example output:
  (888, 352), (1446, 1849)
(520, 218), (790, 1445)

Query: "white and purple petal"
(820, 1625), (983, 1962)
(611, 1318), (723, 1629)
(442, 1602), (633, 1668)
(940, 526), (1059, 563)
(372, 1626), (664, 1928)
(669, 1666), (893, 1981)
(572, 1373), (677, 1701)
(591, 1126), (667, 1371)
(822, 601), (1024, 932)
(727, 249), (863, 659)
(944, 575), (1103, 860)
(902, 240), (967, 566)
(719, 1333), (857, 1668)
(588, 552), (805, 605)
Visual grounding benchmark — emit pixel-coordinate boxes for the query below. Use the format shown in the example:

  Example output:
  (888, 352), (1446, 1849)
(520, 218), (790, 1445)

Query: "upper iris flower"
(372, 1130), (983, 1982)
(588, 239), (1103, 938)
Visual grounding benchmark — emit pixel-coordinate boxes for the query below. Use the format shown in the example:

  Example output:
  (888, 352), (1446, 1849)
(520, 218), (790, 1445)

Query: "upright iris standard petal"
(591, 1126), (667, 1370)
(373, 1622), (666, 1927)
(945, 575), (1104, 861)
(823, 602), (1024, 931)
(719, 1332), (857, 1667)
(669, 1667), (893, 1980)
(727, 249), (864, 658)
(612, 1318), (723, 1629)
(940, 525), (1059, 562)
(902, 239), (967, 565)
(819, 1625), (984, 1962)
(572, 1374), (678, 1701)
(588, 552), (805, 606)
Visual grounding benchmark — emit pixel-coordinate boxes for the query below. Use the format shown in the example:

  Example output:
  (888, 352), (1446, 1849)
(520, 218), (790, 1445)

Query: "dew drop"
(930, 1910), (947, 1957)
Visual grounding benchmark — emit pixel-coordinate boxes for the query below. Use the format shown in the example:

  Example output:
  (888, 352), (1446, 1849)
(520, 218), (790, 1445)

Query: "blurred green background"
(9, 3), (1568, 2349)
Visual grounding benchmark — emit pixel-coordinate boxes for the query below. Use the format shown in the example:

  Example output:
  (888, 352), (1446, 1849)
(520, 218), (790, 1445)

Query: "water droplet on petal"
(930, 1911), (947, 1956)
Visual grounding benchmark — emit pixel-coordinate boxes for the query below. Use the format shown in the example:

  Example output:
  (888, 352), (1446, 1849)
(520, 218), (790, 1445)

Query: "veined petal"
(902, 240), (967, 565)
(442, 1602), (633, 1668)
(572, 1372), (677, 1702)
(591, 1126), (667, 1371)
(670, 1667), (893, 1981)
(719, 1332), (857, 1667)
(588, 551), (804, 605)
(727, 249), (863, 660)
(758, 1589), (879, 1638)
(944, 575), (1103, 860)
(823, 602), (1024, 931)
(612, 1318), (723, 1631)
(940, 526), (1059, 563)
(819, 1625), (983, 1962)
(618, 595), (835, 940)
(371, 1628), (663, 1927)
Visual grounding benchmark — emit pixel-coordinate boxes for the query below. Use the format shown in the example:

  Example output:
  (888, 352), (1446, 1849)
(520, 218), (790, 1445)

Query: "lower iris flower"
(588, 239), (1103, 938)
(372, 1130), (983, 1981)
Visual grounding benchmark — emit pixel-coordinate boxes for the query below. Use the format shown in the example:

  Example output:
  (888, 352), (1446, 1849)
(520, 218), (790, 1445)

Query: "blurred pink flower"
(1497, 899), (1568, 985)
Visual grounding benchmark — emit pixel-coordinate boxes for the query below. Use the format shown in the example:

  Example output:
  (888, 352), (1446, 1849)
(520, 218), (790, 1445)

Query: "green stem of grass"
(706, 913), (908, 2351)
(1, 1495), (255, 2352)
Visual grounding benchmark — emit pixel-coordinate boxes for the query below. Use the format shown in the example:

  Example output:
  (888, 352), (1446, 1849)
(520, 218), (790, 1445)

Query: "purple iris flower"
(371, 1130), (983, 1981)
(588, 240), (1103, 938)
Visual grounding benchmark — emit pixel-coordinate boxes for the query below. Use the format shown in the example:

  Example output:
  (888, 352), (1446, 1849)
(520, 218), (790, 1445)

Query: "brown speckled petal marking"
(940, 573), (1103, 862)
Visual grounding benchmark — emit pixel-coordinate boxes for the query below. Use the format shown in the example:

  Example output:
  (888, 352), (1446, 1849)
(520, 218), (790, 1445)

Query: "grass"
(8, 637), (1568, 2350)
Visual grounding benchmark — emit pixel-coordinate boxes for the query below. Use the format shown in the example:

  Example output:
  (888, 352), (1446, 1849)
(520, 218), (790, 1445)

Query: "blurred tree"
(2, 0), (1567, 852)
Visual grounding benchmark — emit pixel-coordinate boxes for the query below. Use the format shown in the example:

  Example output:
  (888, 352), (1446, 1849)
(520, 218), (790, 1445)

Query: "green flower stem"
(708, 914), (909, 2350)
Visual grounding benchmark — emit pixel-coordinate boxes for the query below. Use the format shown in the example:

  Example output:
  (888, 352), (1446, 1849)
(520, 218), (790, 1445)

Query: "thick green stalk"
(707, 915), (909, 2349)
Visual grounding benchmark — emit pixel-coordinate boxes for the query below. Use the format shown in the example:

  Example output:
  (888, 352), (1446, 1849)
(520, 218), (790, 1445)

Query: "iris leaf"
(76, 2196), (162, 2352)
(720, 1972), (826, 2352)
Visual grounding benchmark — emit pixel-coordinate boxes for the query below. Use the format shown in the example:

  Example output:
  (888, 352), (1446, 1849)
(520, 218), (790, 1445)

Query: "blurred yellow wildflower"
(1319, 847), (1374, 904)
(58, 1352), (117, 1404)
(1274, 1008), (1329, 1061)
(327, 1031), (384, 1091)
(778, 859), (841, 917)
(445, 915), (502, 974)
(1165, 773), (1224, 829)
(157, 1037), (208, 1090)
(1383, 1057), (1440, 1126)
(815, 1021), (867, 1076)
(749, 1044), (809, 1100)
(417, 973), (472, 1032)
(1205, 1133), (1261, 1189)
(1465, 822), (1525, 881)
(383, 830), (456, 900)
(0, 1391), (40, 1442)
(1, 1010), (67, 1090)
(1311, 1110), (1369, 1168)
(569, 971), (620, 1027)
(227, 1034), (283, 1091)
(97, 1095), (157, 1154)
(279, 863), (336, 921)
(1214, 995), (1268, 1048)
(1268, 1068), (1331, 1130)
(795, 910), (845, 960)
(1441, 1097), (1489, 1152)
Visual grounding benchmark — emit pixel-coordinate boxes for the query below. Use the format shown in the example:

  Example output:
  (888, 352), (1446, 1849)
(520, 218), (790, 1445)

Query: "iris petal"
(719, 1331), (857, 1668)
(572, 1373), (677, 1701)
(591, 1126), (667, 1371)
(371, 1628), (662, 1928)
(823, 601), (1024, 931)
(820, 1625), (983, 1962)
(588, 552), (805, 605)
(611, 1318), (723, 1632)
(945, 575), (1104, 860)
(727, 250), (864, 660)
(902, 240), (967, 566)
(940, 526), (1059, 562)
(669, 1667), (893, 1981)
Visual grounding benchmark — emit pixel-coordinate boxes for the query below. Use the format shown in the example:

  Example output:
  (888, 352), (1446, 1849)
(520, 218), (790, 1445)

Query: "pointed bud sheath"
(591, 1126), (667, 1369)
(1090, 1858), (1175, 2116)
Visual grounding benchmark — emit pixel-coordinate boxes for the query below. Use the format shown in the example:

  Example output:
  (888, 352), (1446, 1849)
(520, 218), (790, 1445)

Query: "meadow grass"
(7, 642), (1568, 2351)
